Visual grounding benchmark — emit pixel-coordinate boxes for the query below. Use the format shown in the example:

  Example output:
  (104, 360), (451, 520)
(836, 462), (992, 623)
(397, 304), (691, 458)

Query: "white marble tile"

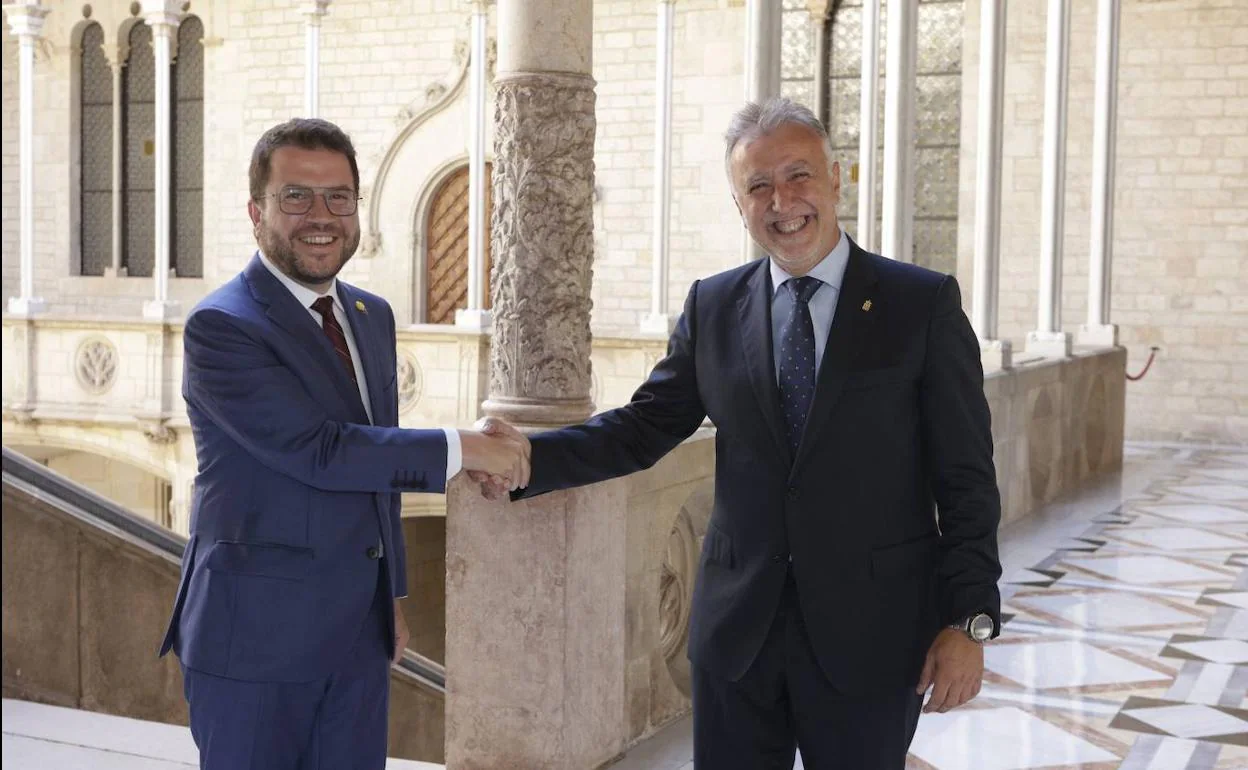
(1194, 468), (1248, 484)
(1131, 503), (1248, 525)
(1003, 568), (1059, 585)
(1183, 663), (1238, 706)
(0, 734), (195, 770)
(1014, 591), (1199, 629)
(1168, 484), (1248, 501)
(1144, 737), (1201, 770)
(1170, 638), (1248, 664)
(910, 707), (1118, 770)
(1061, 554), (1232, 585)
(1220, 610), (1248, 639)
(1113, 527), (1246, 550)
(1205, 591), (1248, 610)
(1124, 703), (1248, 739)
(984, 640), (1167, 690)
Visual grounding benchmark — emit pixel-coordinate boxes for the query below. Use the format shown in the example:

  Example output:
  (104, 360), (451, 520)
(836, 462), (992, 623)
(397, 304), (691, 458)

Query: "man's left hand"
(393, 599), (410, 665)
(916, 628), (984, 713)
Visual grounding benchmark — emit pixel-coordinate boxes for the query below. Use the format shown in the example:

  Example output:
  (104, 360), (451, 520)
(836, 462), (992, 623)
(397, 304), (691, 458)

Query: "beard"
(258, 222), (361, 287)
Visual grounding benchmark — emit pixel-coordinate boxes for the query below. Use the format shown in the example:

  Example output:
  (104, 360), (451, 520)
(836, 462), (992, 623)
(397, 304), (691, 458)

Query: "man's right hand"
(458, 418), (530, 492)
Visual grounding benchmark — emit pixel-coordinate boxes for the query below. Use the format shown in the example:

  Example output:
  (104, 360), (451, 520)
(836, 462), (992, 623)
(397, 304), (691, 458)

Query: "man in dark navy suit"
(160, 118), (529, 770)
(477, 98), (1002, 768)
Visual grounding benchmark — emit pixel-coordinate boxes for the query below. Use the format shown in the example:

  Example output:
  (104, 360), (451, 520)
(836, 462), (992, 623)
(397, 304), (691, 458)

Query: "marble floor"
(612, 444), (1248, 770)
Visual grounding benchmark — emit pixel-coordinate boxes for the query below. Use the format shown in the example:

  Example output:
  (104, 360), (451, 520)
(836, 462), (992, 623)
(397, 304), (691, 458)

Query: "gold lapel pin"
(355, 300), (367, 314)
(862, 299), (872, 312)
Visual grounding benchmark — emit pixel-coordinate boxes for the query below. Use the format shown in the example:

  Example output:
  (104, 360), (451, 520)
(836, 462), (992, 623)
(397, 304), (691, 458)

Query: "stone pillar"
(303, 0), (330, 118)
(857, 0), (882, 253)
(1078, 0), (1121, 348)
(447, 3), (628, 768)
(5, 1), (50, 317)
(642, 0), (677, 336)
(881, 0), (916, 263)
(106, 44), (125, 277)
(1028, 0), (1073, 358)
(141, 1), (181, 322)
(742, 0), (782, 263)
(809, 0), (830, 127)
(479, 0), (596, 428)
(456, 0), (493, 330)
(972, 0), (1011, 371)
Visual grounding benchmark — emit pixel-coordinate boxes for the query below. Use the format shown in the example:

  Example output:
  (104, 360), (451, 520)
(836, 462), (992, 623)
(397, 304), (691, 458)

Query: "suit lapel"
(337, 283), (390, 426)
(737, 261), (790, 464)
(242, 254), (369, 422)
(790, 242), (879, 478)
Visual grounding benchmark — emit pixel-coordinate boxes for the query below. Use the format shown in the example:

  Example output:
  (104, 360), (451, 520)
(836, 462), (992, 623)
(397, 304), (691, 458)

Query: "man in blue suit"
(160, 118), (529, 770)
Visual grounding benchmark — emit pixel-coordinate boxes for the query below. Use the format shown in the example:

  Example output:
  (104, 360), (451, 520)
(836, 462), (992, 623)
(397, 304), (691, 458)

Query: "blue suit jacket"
(159, 254), (447, 683)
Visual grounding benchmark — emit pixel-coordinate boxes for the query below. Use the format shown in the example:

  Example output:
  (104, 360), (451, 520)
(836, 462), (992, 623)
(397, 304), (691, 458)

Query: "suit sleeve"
(920, 275), (1003, 636)
(183, 306), (448, 495)
(517, 280), (708, 498)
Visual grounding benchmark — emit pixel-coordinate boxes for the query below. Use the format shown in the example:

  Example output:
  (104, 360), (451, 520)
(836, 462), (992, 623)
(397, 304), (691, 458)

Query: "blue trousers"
(182, 570), (391, 770)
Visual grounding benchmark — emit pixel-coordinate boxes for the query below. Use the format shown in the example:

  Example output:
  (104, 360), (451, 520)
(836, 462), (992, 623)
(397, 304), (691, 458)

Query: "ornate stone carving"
(484, 73), (597, 426)
(74, 337), (118, 395)
(139, 417), (177, 444)
(660, 485), (712, 697)
(397, 351), (424, 414)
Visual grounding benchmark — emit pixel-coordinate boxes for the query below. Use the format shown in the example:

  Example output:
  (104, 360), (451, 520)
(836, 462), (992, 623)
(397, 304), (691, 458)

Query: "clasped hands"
(458, 417), (530, 497)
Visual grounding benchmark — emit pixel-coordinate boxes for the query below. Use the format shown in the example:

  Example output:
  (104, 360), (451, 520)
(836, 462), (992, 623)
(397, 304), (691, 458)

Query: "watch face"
(970, 613), (994, 641)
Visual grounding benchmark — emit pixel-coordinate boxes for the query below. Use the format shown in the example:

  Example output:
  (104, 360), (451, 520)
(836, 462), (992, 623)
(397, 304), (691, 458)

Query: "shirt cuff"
(442, 427), (463, 482)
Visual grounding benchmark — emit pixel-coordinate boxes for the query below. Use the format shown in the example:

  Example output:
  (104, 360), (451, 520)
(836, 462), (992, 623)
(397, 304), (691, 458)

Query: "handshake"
(458, 417), (531, 500)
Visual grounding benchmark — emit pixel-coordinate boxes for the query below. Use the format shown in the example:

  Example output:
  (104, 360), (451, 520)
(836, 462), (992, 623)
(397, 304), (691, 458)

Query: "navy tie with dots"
(778, 276), (822, 458)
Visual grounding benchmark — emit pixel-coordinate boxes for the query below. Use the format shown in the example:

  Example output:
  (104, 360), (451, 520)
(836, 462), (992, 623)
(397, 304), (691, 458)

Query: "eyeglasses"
(260, 185), (362, 217)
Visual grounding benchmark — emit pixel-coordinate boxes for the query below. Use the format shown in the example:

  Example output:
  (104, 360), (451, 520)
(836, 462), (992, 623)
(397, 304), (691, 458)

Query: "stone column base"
(7, 296), (45, 317)
(640, 312), (676, 336)
(1025, 330), (1072, 359)
(1076, 323), (1118, 348)
(980, 338), (1013, 372)
(142, 299), (181, 322)
(445, 476), (627, 769)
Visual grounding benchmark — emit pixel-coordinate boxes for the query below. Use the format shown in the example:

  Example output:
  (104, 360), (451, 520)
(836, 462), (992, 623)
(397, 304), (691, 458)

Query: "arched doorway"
(424, 163), (493, 325)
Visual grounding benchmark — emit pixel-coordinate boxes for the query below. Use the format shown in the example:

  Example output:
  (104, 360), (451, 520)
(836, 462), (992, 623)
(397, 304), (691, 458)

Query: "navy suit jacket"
(160, 254), (447, 683)
(518, 240), (1003, 694)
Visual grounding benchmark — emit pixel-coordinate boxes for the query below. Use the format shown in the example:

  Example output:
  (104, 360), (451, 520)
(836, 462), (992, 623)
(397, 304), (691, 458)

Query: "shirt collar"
(769, 227), (850, 297)
(258, 250), (340, 313)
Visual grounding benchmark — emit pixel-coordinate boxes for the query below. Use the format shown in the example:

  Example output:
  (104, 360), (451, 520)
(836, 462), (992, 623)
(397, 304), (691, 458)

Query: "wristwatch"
(952, 612), (995, 643)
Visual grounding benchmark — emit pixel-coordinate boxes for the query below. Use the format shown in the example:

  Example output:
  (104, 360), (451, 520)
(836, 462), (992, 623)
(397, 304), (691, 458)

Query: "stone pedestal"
(445, 477), (627, 769)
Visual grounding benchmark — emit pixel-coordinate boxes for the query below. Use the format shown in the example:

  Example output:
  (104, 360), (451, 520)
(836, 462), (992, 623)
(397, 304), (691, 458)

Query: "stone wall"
(957, 0), (1248, 443)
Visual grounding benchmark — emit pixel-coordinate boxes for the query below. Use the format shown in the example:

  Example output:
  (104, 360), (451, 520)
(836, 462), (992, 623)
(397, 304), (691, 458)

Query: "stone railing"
(0, 315), (669, 529)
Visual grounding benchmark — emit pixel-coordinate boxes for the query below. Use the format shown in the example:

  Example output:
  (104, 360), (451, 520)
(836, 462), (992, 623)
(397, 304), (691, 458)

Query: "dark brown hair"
(248, 118), (360, 202)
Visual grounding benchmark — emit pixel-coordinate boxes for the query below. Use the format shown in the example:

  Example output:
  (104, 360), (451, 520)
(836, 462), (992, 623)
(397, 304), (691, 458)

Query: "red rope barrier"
(1126, 347), (1159, 382)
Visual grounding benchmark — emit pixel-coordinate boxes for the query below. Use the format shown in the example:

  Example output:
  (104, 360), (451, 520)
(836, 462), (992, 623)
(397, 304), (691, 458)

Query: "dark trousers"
(693, 569), (923, 770)
(182, 569), (391, 770)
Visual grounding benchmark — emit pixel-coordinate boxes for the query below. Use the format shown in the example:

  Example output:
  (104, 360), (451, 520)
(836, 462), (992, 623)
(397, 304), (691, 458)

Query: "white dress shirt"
(258, 252), (463, 481)
(769, 228), (851, 382)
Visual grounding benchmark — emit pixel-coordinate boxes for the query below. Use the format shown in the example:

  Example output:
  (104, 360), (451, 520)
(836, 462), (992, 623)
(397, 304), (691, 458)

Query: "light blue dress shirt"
(769, 228), (851, 383)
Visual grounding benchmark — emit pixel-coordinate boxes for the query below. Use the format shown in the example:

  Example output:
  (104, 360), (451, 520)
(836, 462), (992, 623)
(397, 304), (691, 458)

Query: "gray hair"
(723, 97), (837, 181)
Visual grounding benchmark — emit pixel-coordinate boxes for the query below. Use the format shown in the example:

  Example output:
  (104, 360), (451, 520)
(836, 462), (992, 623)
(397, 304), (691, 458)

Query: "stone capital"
(140, 0), (183, 32)
(4, 3), (51, 40)
(466, 0), (493, 12)
(303, 0), (331, 22)
(806, 0), (831, 21)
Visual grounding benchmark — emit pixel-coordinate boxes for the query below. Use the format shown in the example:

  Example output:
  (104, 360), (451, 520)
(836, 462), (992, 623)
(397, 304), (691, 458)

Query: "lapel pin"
(862, 299), (872, 312)
(355, 300), (367, 314)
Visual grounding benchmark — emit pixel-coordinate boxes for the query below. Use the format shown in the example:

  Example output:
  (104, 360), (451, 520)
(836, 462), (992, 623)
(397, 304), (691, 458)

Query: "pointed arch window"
(172, 15), (203, 278)
(423, 164), (494, 325)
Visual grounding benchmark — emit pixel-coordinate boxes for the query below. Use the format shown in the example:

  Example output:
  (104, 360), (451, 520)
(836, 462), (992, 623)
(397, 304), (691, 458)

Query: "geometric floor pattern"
(914, 445), (1248, 770)
(611, 445), (1248, 770)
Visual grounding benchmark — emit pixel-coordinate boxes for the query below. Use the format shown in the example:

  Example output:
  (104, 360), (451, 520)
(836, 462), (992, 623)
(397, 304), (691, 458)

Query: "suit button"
(366, 546), (383, 560)
(786, 487), (800, 501)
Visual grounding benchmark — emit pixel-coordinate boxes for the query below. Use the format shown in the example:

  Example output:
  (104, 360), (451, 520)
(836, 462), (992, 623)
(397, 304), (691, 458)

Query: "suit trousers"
(182, 566), (391, 770)
(692, 565), (923, 769)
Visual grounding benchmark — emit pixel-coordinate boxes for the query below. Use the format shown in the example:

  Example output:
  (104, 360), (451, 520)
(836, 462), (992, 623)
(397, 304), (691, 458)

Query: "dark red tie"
(311, 296), (357, 386)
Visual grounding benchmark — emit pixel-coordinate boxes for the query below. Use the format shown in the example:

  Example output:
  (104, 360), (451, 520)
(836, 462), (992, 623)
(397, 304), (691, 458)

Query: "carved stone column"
(5, 1), (50, 317)
(448, 3), (628, 769)
(481, 0), (597, 427)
